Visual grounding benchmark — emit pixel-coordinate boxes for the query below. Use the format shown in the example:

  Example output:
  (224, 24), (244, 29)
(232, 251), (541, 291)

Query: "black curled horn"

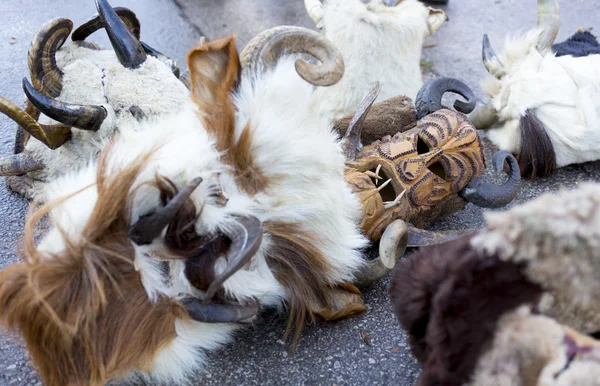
(202, 216), (263, 304)
(458, 150), (521, 208)
(415, 77), (477, 120)
(94, 0), (147, 69)
(129, 177), (203, 245)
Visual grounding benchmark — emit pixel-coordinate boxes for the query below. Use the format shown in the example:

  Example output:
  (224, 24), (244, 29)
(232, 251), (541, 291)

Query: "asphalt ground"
(0, 0), (599, 385)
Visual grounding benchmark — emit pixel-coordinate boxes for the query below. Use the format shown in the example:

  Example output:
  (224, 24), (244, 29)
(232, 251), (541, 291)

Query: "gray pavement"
(1, 0), (599, 385)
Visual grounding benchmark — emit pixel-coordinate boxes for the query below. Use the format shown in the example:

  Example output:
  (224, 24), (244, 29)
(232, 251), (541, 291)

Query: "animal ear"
(426, 7), (447, 36)
(186, 35), (240, 152)
(186, 35), (241, 108)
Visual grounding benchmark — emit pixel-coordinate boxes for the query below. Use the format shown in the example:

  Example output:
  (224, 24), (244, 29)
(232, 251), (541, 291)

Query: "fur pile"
(306, 0), (447, 121)
(389, 183), (600, 386)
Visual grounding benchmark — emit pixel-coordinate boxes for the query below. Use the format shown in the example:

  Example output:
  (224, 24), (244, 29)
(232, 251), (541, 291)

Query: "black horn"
(458, 150), (521, 208)
(182, 298), (260, 324)
(95, 0), (147, 69)
(415, 77), (476, 120)
(202, 216), (263, 303)
(72, 6), (141, 41)
(23, 78), (107, 133)
(129, 177), (203, 245)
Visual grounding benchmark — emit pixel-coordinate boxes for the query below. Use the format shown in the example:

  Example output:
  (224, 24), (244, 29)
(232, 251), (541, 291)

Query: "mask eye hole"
(428, 161), (447, 179)
(416, 137), (430, 155)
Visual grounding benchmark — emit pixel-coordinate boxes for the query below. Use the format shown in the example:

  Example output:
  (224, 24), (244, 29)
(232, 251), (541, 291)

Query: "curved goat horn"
(72, 6), (141, 41)
(95, 0), (147, 69)
(353, 220), (408, 287)
(467, 101), (500, 130)
(0, 96), (71, 150)
(241, 26), (344, 87)
(28, 18), (73, 97)
(23, 78), (107, 133)
(182, 298), (260, 324)
(203, 216), (263, 303)
(0, 153), (43, 176)
(482, 34), (506, 80)
(458, 150), (521, 208)
(129, 177), (203, 245)
(536, 0), (560, 54)
(342, 82), (381, 159)
(304, 0), (325, 28)
(415, 77), (476, 120)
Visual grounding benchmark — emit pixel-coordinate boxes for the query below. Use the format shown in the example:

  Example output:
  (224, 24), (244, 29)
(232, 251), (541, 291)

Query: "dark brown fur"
(332, 95), (417, 145)
(388, 234), (543, 386)
(0, 145), (187, 386)
(518, 109), (557, 179)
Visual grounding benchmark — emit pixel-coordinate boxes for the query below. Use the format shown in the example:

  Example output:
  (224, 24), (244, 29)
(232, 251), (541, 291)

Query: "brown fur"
(388, 235), (543, 386)
(518, 109), (557, 179)
(187, 35), (240, 153)
(187, 36), (267, 195)
(264, 221), (354, 345)
(332, 95), (417, 145)
(0, 145), (187, 386)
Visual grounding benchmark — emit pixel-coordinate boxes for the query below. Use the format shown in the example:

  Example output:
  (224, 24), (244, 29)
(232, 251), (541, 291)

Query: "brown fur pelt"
(332, 95), (417, 145)
(0, 146), (189, 386)
(388, 234), (543, 386)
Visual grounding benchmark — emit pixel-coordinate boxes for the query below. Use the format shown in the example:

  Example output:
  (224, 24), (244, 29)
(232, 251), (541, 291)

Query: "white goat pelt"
(479, 27), (600, 173)
(307, 0), (446, 121)
(10, 40), (189, 198)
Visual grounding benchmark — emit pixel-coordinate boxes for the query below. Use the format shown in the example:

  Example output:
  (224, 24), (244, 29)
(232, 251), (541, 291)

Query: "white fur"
(481, 29), (600, 168)
(36, 56), (370, 383)
(24, 41), (190, 196)
(309, 0), (446, 121)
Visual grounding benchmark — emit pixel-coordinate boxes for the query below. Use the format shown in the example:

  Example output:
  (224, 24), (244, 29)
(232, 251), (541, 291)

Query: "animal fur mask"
(0, 2), (434, 385)
(0, 4), (186, 199)
(304, 0), (447, 120)
(389, 182), (600, 386)
(468, 0), (600, 179)
(341, 78), (521, 241)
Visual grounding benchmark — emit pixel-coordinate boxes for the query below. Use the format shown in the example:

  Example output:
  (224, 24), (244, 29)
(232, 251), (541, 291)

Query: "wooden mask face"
(345, 109), (485, 240)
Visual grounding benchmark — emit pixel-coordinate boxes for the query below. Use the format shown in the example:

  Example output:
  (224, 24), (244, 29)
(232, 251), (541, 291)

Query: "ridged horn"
(536, 0), (560, 54)
(415, 77), (476, 120)
(72, 6), (141, 41)
(129, 177), (203, 246)
(342, 82), (381, 159)
(23, 78), (107, 133)
(27, 18), (73, 98)
(482, 34), (506, 79)
(240, 26), (344, 87)
(0, 96), (71, 150)
(0, 153), (43, 176)
(458, 150), (521, 208)
(203, 216), (263, 303)
(353, 220), (408, 287)
(95, 0), (147, 69)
